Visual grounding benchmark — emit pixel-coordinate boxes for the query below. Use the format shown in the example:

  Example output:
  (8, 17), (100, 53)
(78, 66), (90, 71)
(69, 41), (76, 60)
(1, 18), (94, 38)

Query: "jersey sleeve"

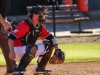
(39, 26), (50, 39)
(11, 21), (30, 39)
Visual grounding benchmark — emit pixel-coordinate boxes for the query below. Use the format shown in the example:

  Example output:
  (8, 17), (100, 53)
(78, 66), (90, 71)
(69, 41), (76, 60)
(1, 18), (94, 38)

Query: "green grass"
(60, 42), (100, 62)
(0, 42), (100, 66)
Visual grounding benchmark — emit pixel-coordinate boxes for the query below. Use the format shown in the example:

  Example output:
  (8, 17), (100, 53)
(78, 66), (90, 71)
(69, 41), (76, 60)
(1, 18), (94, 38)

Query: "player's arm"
(40, 26), (64, 61)
(0, 14), (12, 31)
(8, 34), (17, 60)
(39, 26), (59, 50)
(45, 34), (59, 50)
(8, 22), (30, 60)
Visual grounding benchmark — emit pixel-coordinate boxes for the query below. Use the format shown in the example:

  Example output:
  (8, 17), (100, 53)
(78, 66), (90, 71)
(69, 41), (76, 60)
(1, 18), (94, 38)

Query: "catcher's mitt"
(49, 49), (65, 64)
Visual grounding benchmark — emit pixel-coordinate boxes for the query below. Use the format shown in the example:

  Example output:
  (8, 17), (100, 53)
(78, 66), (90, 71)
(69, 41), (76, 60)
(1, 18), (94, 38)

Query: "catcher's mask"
(28, 5), (48, 23)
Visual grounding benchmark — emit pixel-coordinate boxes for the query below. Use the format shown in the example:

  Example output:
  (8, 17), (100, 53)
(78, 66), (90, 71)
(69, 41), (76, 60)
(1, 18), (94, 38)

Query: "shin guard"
(13, 44), (37, 74)
(36, 45), (54, 71)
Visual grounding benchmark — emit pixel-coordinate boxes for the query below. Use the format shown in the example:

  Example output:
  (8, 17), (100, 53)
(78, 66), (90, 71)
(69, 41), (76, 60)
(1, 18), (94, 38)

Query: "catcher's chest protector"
(21, 18), (42, 45)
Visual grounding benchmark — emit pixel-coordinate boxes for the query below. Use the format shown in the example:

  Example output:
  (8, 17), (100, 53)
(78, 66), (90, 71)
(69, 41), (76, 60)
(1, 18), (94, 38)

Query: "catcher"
(8, 5), (65, 75)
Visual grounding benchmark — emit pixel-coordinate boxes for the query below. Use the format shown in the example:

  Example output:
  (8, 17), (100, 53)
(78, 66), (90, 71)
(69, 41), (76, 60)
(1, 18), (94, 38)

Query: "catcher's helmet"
(28, 5), (48, 15)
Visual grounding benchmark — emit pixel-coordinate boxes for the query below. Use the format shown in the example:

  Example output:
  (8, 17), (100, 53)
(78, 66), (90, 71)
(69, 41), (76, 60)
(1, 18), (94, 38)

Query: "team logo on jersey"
(12, 29), (19, 33)
(35, 30), (39, 32)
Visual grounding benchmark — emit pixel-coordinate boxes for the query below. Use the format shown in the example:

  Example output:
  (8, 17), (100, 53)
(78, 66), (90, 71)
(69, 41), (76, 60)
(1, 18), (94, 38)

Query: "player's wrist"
(10, 50), (15, 53)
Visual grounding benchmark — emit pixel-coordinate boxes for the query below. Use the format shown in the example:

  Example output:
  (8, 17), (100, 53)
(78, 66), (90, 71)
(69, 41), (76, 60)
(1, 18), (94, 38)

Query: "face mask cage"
(38, 11), (46, 23)
(38, 7), (48, 24)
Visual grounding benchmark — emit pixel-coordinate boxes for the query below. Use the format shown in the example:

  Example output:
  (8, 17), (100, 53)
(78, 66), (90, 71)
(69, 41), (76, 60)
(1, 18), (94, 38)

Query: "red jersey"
(12, 21), (50, 47)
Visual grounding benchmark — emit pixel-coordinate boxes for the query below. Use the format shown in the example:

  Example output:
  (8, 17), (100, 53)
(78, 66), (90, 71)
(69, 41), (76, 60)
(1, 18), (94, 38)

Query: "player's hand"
(9, 51), (15, 60)
(3, 20), (12, 31)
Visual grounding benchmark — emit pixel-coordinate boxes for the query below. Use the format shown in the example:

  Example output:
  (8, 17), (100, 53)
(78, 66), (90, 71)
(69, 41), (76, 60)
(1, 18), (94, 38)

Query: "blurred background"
(8, 0), (62, 15)
(8, 0), (100, 15)
(7, 0), (100, 37)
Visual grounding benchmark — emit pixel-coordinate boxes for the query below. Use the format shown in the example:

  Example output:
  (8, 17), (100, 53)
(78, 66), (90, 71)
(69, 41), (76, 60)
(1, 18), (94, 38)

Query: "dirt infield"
(0, 62), (100, 75)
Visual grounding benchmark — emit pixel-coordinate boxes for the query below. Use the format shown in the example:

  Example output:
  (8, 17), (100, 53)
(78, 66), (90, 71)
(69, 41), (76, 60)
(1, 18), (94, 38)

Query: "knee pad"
(26, 44), (38, 59)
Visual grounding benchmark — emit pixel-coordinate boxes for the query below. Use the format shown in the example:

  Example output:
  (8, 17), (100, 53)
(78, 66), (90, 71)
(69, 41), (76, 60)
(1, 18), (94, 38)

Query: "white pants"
(14, 43), (47, 72)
